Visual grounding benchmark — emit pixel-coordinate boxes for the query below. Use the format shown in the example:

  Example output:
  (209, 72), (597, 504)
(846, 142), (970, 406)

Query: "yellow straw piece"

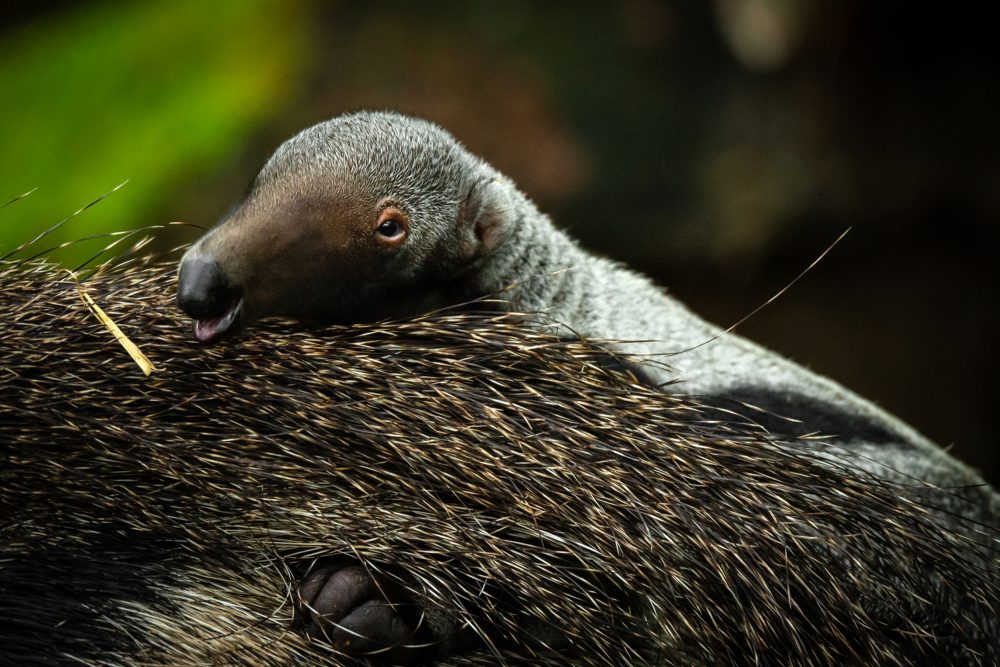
(76, 281), (156, 376)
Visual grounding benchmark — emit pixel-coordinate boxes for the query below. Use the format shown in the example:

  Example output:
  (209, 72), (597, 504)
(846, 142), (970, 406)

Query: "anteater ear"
(459, 177), (513, 260)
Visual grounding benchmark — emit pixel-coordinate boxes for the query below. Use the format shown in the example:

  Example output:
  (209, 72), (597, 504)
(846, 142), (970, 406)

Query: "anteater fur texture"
(1, 256), (998, 666)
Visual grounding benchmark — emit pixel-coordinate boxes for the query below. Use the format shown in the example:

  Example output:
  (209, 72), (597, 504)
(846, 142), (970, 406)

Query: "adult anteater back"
(2, 258), (998, 665)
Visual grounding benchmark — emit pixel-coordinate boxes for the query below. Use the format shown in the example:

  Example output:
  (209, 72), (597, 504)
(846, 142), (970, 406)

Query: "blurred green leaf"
(0, 0), (314, 264)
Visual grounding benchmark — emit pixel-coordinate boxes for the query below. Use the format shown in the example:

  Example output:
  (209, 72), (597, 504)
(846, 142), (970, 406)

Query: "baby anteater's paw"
(297, 558), (423, 664)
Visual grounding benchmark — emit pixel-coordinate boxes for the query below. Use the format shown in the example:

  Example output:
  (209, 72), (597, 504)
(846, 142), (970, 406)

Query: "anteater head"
(177, 112), (512, 343)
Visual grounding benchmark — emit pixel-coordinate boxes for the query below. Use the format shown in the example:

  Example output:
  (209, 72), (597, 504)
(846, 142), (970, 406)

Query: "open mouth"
(193, 298), (243, 344)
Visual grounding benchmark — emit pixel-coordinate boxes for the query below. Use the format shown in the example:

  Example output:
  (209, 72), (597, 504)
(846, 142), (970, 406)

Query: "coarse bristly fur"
(1, 255), (998, 666)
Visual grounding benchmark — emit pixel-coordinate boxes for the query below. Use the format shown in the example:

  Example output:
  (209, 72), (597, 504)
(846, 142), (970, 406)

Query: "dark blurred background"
(1, 0), (996, 483)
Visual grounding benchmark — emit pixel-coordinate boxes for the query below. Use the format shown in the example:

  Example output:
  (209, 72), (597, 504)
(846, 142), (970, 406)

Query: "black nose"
(177, 254), (240, 319)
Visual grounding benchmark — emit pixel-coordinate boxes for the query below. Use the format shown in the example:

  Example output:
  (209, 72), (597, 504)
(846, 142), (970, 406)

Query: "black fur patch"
(0, 522), (187, 665)
(684, 386), (904, 445)
(578, 342), (904, 446)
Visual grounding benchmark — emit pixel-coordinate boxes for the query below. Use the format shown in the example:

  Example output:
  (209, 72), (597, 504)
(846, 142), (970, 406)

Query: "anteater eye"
(377, 218), (403, 238)
(375, 205), (408, 244)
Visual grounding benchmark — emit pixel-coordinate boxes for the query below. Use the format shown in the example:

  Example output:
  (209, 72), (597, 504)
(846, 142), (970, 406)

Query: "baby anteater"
(177, 111), (999, 660)
(176, 112), (975, 485)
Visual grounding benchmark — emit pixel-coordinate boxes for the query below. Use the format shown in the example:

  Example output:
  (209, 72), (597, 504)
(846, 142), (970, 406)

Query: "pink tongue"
(194, 317), (224, 343)
(192, 299), (241, 343)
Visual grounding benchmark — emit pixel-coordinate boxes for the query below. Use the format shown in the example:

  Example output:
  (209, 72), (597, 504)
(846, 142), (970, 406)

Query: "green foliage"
(0, 0), (314, 264)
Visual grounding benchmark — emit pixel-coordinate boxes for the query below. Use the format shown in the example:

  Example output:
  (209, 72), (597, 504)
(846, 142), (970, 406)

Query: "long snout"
(177, 252), (244, 343)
